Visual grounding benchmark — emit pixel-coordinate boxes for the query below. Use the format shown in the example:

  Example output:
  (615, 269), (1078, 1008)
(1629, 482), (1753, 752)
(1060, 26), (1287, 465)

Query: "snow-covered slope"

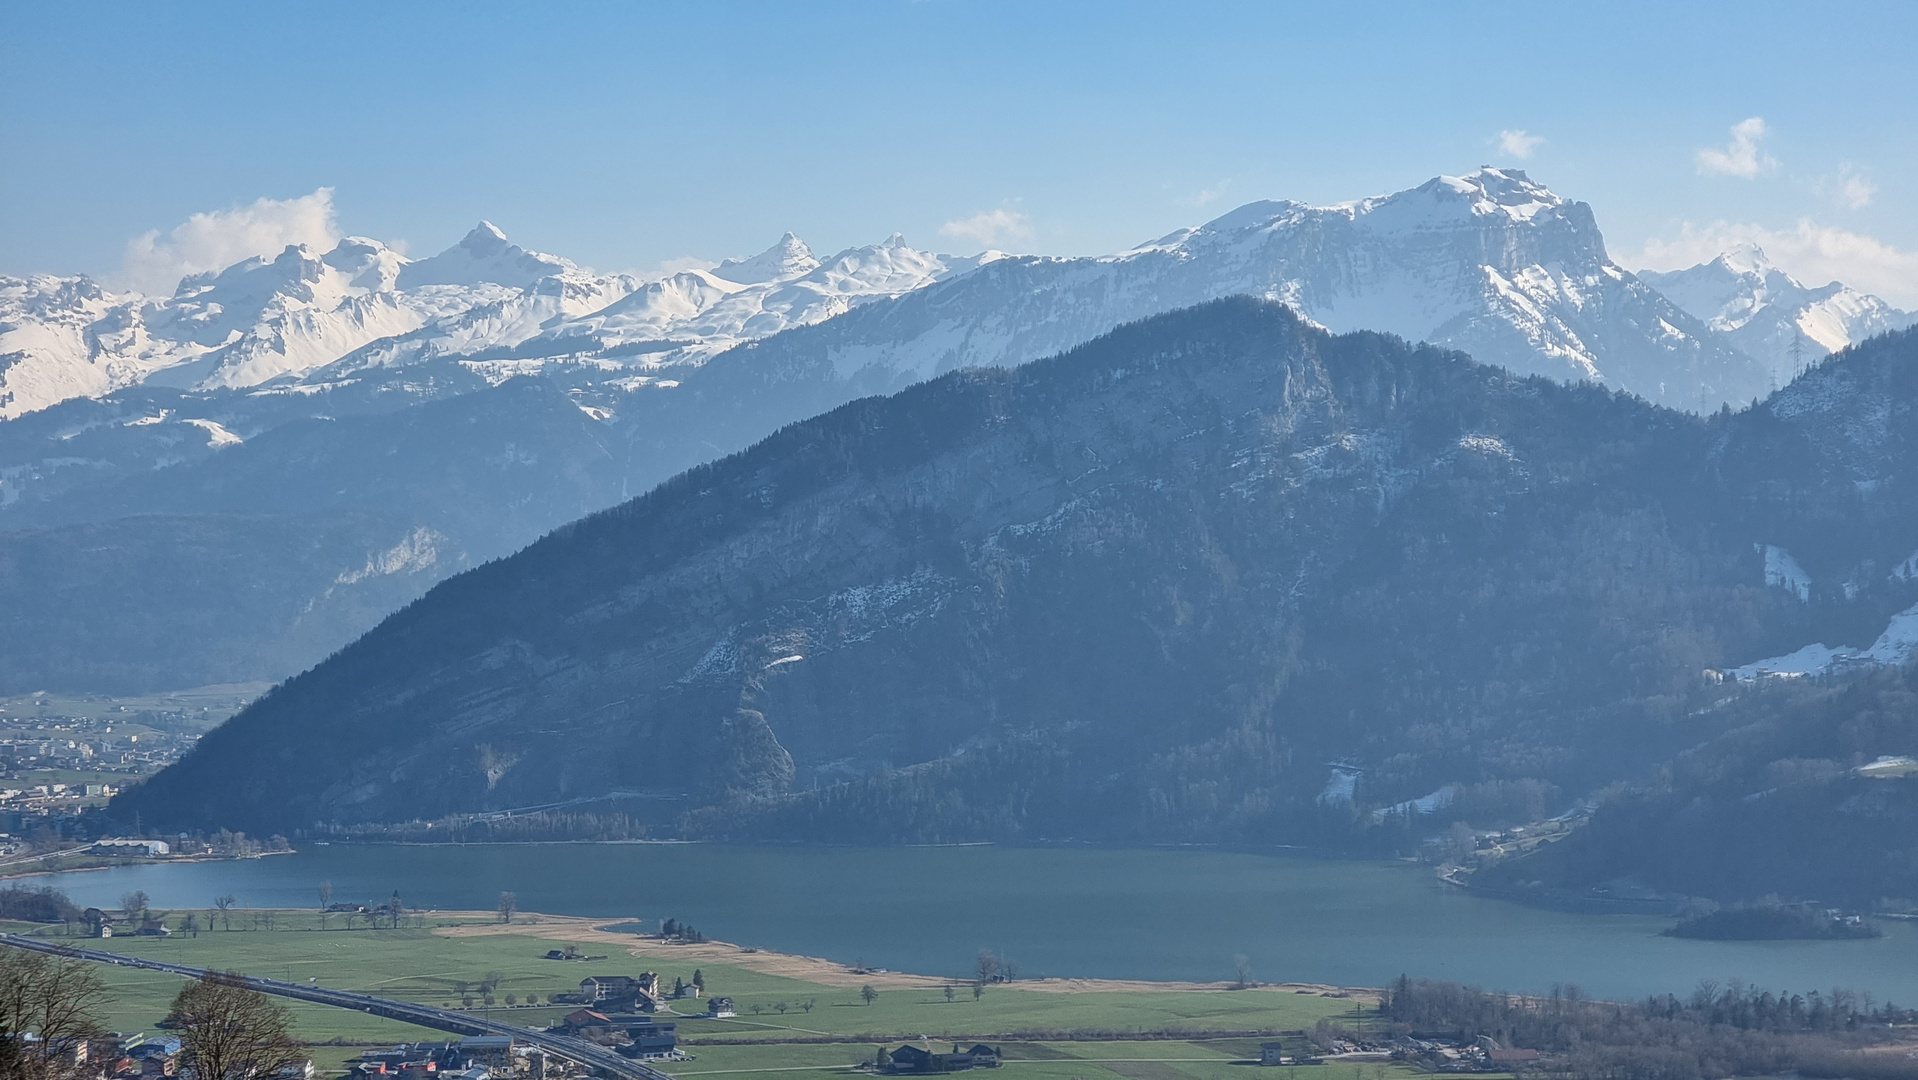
(521, 233), (1005, 367)
(0, 226), (640, 419)
(0, 276), (154, 418)
(1640, 245), (1914, 389)
(666, 169), (1764, 413)
(7, 169), (1783, 424)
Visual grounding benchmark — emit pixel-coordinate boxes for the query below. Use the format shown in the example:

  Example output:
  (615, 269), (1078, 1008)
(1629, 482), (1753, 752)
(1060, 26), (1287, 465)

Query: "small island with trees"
(1664, 901), (1882, 941)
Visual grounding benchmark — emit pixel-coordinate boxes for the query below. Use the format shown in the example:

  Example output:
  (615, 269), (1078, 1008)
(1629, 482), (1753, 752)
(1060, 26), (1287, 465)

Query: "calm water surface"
(26, 845), (1918, 1002)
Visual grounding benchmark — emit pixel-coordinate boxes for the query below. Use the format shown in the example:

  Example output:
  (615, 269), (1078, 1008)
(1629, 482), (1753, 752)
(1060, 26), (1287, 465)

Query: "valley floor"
(3, 911), (1389, 1078)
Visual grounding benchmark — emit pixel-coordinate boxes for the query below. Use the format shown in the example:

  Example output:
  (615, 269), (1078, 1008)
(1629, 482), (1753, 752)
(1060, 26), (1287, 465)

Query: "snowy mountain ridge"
(5, 168), (1906, 427)
(1640, 244), (1914, 390)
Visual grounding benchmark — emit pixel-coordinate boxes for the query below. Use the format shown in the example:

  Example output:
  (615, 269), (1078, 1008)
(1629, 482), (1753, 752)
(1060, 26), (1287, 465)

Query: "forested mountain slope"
(119, 302), (1918, 864)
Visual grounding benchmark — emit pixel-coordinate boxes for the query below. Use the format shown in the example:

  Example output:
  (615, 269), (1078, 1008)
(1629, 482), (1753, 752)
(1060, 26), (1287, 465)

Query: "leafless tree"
(169, 972), (305, 1080)
(860, 984), (878, 1006)
(214, 894), (236, 931)
(120, 891), (149, 921)
(1234, 955), (1254, 990)
(974, 950), (999, 985)
(0, 946), (105, 1080)
(497, 891), (517, 925)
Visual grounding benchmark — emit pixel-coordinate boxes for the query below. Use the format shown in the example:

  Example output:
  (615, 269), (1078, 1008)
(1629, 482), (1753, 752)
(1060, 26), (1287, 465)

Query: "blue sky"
(4, 0), (1914, 303)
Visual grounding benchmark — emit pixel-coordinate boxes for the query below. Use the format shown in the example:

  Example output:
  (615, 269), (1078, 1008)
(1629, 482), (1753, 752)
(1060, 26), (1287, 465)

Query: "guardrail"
(0, 934), (675, 1080)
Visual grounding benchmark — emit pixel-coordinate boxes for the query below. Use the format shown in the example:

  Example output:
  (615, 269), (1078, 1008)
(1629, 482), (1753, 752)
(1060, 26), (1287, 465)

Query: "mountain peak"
(1712, 243), (1782, 279)
(459, 221), (513, 255)
(712, 232), (821, 285)
(1430, 167), (1562, 217)
(398, 221), (575, 290)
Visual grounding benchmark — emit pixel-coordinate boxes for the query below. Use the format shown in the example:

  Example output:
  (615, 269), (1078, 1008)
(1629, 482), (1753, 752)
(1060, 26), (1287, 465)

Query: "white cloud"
(1695, 117), (1777, 178)
(1497, 130), (1543, 159)
(1838, 174), (1878, 209)
(1816, 163), (1878, 210)
(939, 208), (1033, 249)
(1179, 179), (1234, 208)
(1625, 219), (1918, 308)
(117, 188), (341, 295)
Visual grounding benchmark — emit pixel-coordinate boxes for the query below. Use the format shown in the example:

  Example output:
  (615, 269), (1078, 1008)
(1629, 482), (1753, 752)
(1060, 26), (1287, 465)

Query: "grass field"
(4, 912), (1400, 1079)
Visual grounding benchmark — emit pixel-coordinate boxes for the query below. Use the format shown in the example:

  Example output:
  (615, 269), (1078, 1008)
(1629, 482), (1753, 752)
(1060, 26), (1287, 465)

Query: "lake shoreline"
(13, 843), (1918, 1002)
(439, 912), (1385, 1004)
(0, 848), (295, 883)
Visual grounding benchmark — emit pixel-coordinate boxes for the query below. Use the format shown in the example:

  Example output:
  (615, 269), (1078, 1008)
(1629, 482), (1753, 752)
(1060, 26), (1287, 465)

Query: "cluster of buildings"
(346, 1038), (534, 1080)
(0, 710), (201, 833)
(1387, 1036), (1540, 1072)
(543, 973), (705, 1061)
(81, 906), (171, 938)
(0, 722), (196, 776)
(879, 1045), (1001, 1074)
(555, 1012), (685, 1061)
(36, 1032), (313, 1080)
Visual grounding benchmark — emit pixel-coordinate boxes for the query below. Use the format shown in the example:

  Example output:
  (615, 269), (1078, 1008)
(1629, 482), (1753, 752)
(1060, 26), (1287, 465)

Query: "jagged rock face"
(119, 299), (1817, 838)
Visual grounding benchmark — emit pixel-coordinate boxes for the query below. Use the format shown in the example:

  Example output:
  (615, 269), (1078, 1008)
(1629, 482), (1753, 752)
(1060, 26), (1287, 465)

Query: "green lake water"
(27, 844), (1918, 1002)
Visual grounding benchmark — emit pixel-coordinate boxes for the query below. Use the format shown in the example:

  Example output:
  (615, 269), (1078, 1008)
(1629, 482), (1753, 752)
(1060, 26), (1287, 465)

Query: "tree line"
(1378, 976), (1918, 1080)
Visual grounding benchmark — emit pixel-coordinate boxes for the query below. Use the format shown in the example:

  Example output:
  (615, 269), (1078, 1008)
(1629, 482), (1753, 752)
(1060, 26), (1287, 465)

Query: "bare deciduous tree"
(214, 895), (236, 931)
(497, 891), (517, 925)
(974, 950), (999, 985)
(169, 972), (305, 1080)
(0, 946), (105, 1080)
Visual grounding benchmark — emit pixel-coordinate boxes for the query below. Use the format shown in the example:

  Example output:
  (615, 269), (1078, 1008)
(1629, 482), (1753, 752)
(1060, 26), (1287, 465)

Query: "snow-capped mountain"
(0, 224), (640, 418)
(766, 169), (1763, 409)
(510, 233), (1005, 370)
(1639, 245), (1914, 388)
(0, 276), (152, 418)
(6, 168), (1778, 425)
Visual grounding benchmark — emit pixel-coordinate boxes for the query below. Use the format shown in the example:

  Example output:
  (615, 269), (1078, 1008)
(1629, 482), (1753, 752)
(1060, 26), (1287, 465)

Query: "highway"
(0, 934), (674, 1080)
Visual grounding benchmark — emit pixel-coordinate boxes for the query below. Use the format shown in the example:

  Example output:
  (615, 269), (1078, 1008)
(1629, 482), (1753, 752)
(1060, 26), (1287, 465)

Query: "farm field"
(4, 911), (1386, 1076)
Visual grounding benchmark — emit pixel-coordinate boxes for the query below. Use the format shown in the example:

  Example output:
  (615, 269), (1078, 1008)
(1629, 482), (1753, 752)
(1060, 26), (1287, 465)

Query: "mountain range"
(2, 169), (1910, 694)
(112, 299), (1918, 908)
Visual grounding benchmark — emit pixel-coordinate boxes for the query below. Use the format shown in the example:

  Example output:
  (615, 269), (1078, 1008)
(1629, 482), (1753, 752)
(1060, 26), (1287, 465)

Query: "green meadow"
(4, 912), (1396, 1078)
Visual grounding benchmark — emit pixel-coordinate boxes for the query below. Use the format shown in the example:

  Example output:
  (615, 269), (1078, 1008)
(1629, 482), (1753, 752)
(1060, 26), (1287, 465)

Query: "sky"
(4, 0), (1915, 305)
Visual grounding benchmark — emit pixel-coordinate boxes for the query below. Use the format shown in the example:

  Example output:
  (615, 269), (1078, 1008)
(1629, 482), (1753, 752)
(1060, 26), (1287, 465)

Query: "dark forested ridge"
(111, 302), (1918, 902)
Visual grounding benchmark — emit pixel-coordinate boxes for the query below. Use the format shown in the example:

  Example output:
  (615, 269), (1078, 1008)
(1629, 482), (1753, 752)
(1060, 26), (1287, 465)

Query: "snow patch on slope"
(1760, 544), (1812, 601)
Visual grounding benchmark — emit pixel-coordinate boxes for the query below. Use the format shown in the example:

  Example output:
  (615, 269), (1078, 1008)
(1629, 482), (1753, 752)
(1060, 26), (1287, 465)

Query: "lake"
(24, 844), (1918, 1002)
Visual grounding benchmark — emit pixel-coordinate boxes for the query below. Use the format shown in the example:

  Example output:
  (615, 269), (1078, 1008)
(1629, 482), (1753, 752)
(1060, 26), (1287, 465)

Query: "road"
(0, 933), (674, 1080)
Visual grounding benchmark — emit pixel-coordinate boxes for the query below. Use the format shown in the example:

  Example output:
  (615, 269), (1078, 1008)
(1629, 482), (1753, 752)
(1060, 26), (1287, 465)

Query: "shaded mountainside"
(115, 306), (1918, 872)
(1475, 663), (1918, 907)
(0, 376), (629, 692)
